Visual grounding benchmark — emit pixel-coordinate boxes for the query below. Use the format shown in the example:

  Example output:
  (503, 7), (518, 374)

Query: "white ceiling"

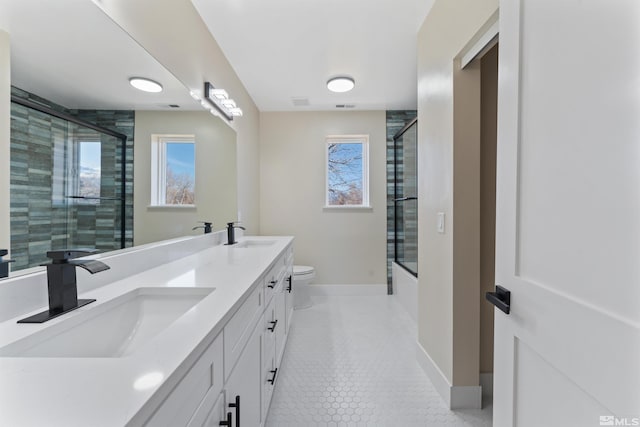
(0, 0), (199, 111)
(191, 0), (434, 112)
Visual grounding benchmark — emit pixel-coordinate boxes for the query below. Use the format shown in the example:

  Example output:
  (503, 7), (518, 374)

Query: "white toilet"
(292, 265), (314, 309)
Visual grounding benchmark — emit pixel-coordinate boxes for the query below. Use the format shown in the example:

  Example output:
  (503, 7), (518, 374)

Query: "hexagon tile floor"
(265, 295), (493, 427)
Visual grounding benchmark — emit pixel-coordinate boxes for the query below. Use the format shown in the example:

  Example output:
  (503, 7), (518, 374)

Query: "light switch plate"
(437, 212), (445, 234)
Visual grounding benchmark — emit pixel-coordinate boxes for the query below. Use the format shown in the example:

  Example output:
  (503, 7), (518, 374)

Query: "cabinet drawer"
(224, 284), (263, 380)
(263, 296), (276, 364)
(187, 391), (225, 427)
(145, 333), (223, 427)
(284, 244), (293, 266)
(264, 262), (285, 304)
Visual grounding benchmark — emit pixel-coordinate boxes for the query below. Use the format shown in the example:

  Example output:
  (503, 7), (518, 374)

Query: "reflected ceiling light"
(203, 82), (241, 121)
(229, 107), (243, 117)
(133, 372), (164, 391)
(210, 88), (229, 100)
(221, 99), (236, 109)
(327, 76), (355, 93)
(129, 77), (163, 93)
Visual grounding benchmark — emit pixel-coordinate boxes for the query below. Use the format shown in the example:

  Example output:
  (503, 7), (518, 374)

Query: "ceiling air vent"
(292, 97), (310, 107)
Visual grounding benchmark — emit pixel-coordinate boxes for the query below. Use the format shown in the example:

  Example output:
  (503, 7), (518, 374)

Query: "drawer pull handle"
(268, 368), (278, 384)
(228, 395), (240, 427)
(219, 412), (232, 426)
(268, 280), (277, 289)
(286, 275), (292, 293)
(268, 319), (278, 332)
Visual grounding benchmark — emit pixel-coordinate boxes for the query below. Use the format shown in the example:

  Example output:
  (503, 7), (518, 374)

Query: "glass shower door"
(393, 118), (418, 276)
(10, 98), (126, 271)
(63, 123), (125, 252)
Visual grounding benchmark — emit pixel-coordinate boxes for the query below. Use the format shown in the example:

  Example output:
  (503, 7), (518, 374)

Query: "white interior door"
(493, 1), (640, 426)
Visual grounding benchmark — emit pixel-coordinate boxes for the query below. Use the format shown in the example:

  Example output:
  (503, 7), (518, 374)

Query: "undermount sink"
(233, 240), (276, 248)
(0, 287), (214, 358)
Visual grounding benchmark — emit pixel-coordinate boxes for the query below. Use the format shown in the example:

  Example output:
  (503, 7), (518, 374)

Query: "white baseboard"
(308, 284), (387, 296)
(416, 341), (482, 409)
(451, 385), (482, 409)
(480, 372), (493, 399)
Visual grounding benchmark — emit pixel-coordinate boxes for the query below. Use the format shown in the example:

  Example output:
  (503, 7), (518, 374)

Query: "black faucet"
(18, 250), (110, 324)
(192, 221), (213, 234)
(0, 249), (15, 279)
(226, 222), (246, 245)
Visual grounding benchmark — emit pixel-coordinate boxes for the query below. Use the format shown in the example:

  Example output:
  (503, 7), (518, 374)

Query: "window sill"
(323, 205), (373, 212)
(147, 204), (197, 210)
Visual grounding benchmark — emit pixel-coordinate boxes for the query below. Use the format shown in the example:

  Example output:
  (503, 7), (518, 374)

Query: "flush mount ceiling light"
(129, 77), (163, 93)
(327, 76), (355, 93)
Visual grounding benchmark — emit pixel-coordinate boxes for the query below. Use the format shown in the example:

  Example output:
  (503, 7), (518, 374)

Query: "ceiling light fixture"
(327, 76), (355, 93)
(203, 82), (242, 121)
(129, 77), (163, 93)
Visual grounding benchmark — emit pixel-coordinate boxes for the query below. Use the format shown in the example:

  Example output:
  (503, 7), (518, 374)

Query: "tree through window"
(326, 136), (369, 207)
(151, 135), (196, 206)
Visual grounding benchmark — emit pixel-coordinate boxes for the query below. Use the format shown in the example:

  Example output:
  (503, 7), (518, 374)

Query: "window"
(325, 135), (369, 207)
(151, 135), (196, 206)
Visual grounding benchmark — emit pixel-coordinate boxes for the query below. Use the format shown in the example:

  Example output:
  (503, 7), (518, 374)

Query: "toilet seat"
(293, 265), (314, 276)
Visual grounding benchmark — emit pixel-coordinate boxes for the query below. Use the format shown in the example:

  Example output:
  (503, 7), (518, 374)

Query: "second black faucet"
(226, 222), (246, 245)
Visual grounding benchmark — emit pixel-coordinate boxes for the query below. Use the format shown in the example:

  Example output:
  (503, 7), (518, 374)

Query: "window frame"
(150, 134), (196, 207)
(324, 134), (370, 208)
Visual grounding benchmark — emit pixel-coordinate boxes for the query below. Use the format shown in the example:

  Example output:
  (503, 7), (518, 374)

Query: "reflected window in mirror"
(75, 141), (102, 204)
(151, 135), (196, 206)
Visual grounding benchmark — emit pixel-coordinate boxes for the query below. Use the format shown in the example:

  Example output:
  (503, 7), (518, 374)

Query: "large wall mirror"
(0, 0), (238, 278)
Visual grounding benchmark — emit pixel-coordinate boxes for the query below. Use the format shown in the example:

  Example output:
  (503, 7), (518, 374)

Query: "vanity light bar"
(203, 82), (242, 121)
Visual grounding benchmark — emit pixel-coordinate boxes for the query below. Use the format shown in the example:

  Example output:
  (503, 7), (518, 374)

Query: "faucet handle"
(46, 249), (98, 263)
(0, 249), (14, 266)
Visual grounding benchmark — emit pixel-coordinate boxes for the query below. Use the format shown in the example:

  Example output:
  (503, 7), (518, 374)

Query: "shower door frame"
(393, 117), (418, 278)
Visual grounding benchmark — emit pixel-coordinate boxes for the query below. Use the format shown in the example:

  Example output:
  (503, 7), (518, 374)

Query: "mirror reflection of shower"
(10, 93), (128, 271)
(393, 118), (418, 276)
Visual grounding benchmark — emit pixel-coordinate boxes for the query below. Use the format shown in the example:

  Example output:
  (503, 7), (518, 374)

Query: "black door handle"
(268, 319), (278, 332)
(229, 395), (240, 427)
(286, 275), (292, 293)
(268, 280), (277, 289)
(485, 285), (511, 314)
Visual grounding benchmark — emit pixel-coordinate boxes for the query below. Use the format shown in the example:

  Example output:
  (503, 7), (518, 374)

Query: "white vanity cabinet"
(145, 332), (224, 427)
(224, 314), (264, 427)
(142, 241), (294, 427)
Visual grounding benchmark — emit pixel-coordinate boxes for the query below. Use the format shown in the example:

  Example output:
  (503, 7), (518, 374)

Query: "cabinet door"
(262, 352), (276, 419)
(225, 315), (263, 427)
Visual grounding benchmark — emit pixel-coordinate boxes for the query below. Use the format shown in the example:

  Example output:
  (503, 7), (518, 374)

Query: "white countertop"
(0, 235), (293, 427)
